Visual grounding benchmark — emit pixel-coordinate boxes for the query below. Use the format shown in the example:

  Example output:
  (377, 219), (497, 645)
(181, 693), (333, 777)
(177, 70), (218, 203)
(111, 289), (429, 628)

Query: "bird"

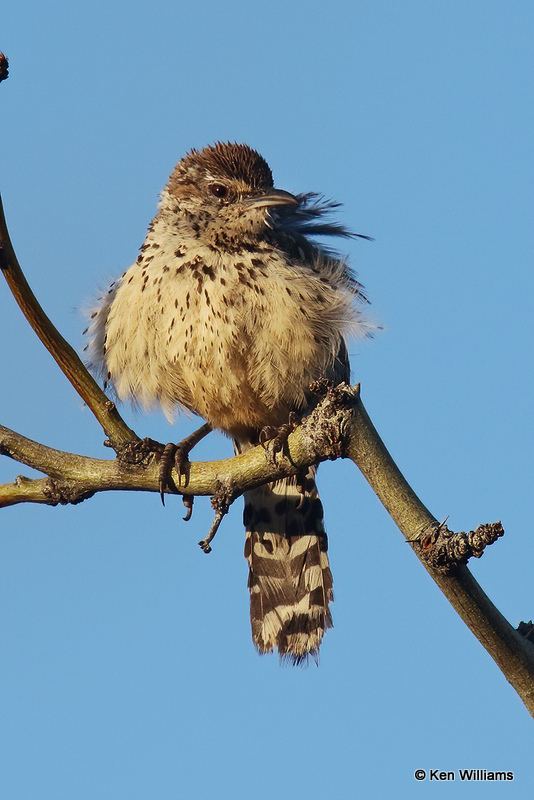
(85, 142), (371, 664)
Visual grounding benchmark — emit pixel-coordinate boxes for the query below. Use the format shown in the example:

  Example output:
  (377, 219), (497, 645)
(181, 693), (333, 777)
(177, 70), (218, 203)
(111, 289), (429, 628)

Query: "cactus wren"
(85, 142), (370, 663)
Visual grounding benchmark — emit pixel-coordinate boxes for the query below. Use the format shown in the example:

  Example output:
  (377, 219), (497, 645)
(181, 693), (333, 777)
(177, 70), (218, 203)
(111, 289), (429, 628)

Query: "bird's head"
(162, 142), (298, 246)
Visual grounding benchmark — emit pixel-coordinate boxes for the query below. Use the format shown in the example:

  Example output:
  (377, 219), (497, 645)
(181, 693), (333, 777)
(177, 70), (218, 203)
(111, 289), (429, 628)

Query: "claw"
(259, 426), (277, 447)
(182, 494), (194, 522)
(295, 471), (307, 510)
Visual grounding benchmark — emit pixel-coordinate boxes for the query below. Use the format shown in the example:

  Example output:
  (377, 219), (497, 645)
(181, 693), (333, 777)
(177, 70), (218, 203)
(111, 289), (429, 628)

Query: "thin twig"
(0, 194), (139, 451)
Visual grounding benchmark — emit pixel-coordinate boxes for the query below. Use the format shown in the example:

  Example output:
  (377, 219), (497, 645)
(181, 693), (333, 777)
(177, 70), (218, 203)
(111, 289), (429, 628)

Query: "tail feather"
(243, 471), (333, 664)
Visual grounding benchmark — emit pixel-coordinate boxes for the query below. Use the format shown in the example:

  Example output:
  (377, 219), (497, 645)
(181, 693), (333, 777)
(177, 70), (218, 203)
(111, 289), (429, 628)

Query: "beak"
(245, 188), (299, 210)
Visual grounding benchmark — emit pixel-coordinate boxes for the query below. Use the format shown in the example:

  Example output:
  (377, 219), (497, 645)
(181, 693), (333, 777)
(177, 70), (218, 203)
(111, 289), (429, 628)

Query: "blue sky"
(1, 1), (533, 798)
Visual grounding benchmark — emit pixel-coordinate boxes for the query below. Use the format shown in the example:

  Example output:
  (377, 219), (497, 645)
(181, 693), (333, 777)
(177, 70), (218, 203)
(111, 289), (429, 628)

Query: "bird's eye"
(210, 183), (228, 199)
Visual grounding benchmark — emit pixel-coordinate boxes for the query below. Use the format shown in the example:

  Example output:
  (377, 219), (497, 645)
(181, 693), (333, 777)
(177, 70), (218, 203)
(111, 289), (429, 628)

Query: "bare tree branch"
(342, 386), (534, 716)
(1, 169), (533, 715)
(0, 414), (324, 507)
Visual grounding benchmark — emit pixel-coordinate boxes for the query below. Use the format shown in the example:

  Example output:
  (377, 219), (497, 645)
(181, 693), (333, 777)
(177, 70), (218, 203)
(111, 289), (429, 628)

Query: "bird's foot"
(259, 412), (300, 464)
(138, 423), (212, 510)
(157, 422), (212, 507)
(158, 441), (190, 499)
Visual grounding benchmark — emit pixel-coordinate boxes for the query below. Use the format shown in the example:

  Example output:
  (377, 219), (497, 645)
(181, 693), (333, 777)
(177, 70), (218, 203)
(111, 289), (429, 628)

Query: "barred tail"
(243, 471), (333, 665)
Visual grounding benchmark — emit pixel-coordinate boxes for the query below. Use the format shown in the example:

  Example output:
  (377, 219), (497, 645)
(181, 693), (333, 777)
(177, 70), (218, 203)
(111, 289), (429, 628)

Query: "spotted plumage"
(85, 142), (371, 663)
